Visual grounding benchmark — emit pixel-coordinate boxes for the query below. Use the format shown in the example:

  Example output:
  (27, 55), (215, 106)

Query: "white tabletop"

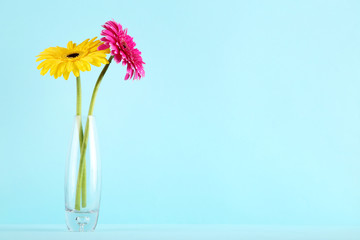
(0, 224), (359, 240)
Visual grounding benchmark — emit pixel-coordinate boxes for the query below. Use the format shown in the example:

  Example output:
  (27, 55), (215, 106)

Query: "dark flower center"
(120, 39), (128, 49)
(67, 53), (79, 58)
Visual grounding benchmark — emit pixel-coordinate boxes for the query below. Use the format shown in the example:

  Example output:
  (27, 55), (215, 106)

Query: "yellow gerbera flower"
(36, 37), (110, 80)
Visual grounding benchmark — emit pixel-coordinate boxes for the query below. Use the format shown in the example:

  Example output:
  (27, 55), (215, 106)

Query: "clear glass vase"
(65, 115), (101, 232)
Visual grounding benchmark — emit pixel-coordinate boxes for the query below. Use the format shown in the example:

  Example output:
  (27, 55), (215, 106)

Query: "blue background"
(1, 0), (360, 225)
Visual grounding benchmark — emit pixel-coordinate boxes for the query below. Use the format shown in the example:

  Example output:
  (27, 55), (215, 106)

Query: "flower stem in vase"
(74, 75), (87, 210)
(76, 76), (87, 208)
(75, 56), (113, 210)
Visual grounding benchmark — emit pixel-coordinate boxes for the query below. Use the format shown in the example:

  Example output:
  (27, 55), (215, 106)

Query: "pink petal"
(98, 43), (109, 50)
(114, 54), (122, 63)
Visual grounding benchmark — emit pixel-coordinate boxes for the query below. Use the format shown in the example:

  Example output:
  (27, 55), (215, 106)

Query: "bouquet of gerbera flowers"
(36, 20), (145, 231)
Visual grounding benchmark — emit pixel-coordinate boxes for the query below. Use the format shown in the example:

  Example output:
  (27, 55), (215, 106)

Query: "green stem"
(88, 55), (114, 116)
(76, 76), (82, 116)
(74, 76), (87, 210)
(76, 76), (87, 208)
(74, 56), (113, 211)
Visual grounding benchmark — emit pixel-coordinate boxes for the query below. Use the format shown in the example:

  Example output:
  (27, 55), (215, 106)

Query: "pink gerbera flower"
(98, 20), (145, 80)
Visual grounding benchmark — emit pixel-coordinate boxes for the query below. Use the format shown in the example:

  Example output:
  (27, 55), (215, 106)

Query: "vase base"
(65, 209), (99, 232)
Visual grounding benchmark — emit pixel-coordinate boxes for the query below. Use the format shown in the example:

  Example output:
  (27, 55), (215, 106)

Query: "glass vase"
(65, 115), (101, 232)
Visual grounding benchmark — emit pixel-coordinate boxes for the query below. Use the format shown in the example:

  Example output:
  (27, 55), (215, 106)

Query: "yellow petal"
(91, 60), (101, 67)
(67, 41), (77, 50)
(39, 60), (57, 75)
(63, 70), (70, 80)
(80, 60), (91, 71)
(75, 61), (85, 72)
(77, 39), (90, 49)
(50, 63), (59, 76)
(37, 60), (48, 70)
(88, 38), (100, 50)
(66, 62), (74, 72)
(55, 62), (66, 78)
(72, 63), (80, 77)
(40, 65), (51, 75)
